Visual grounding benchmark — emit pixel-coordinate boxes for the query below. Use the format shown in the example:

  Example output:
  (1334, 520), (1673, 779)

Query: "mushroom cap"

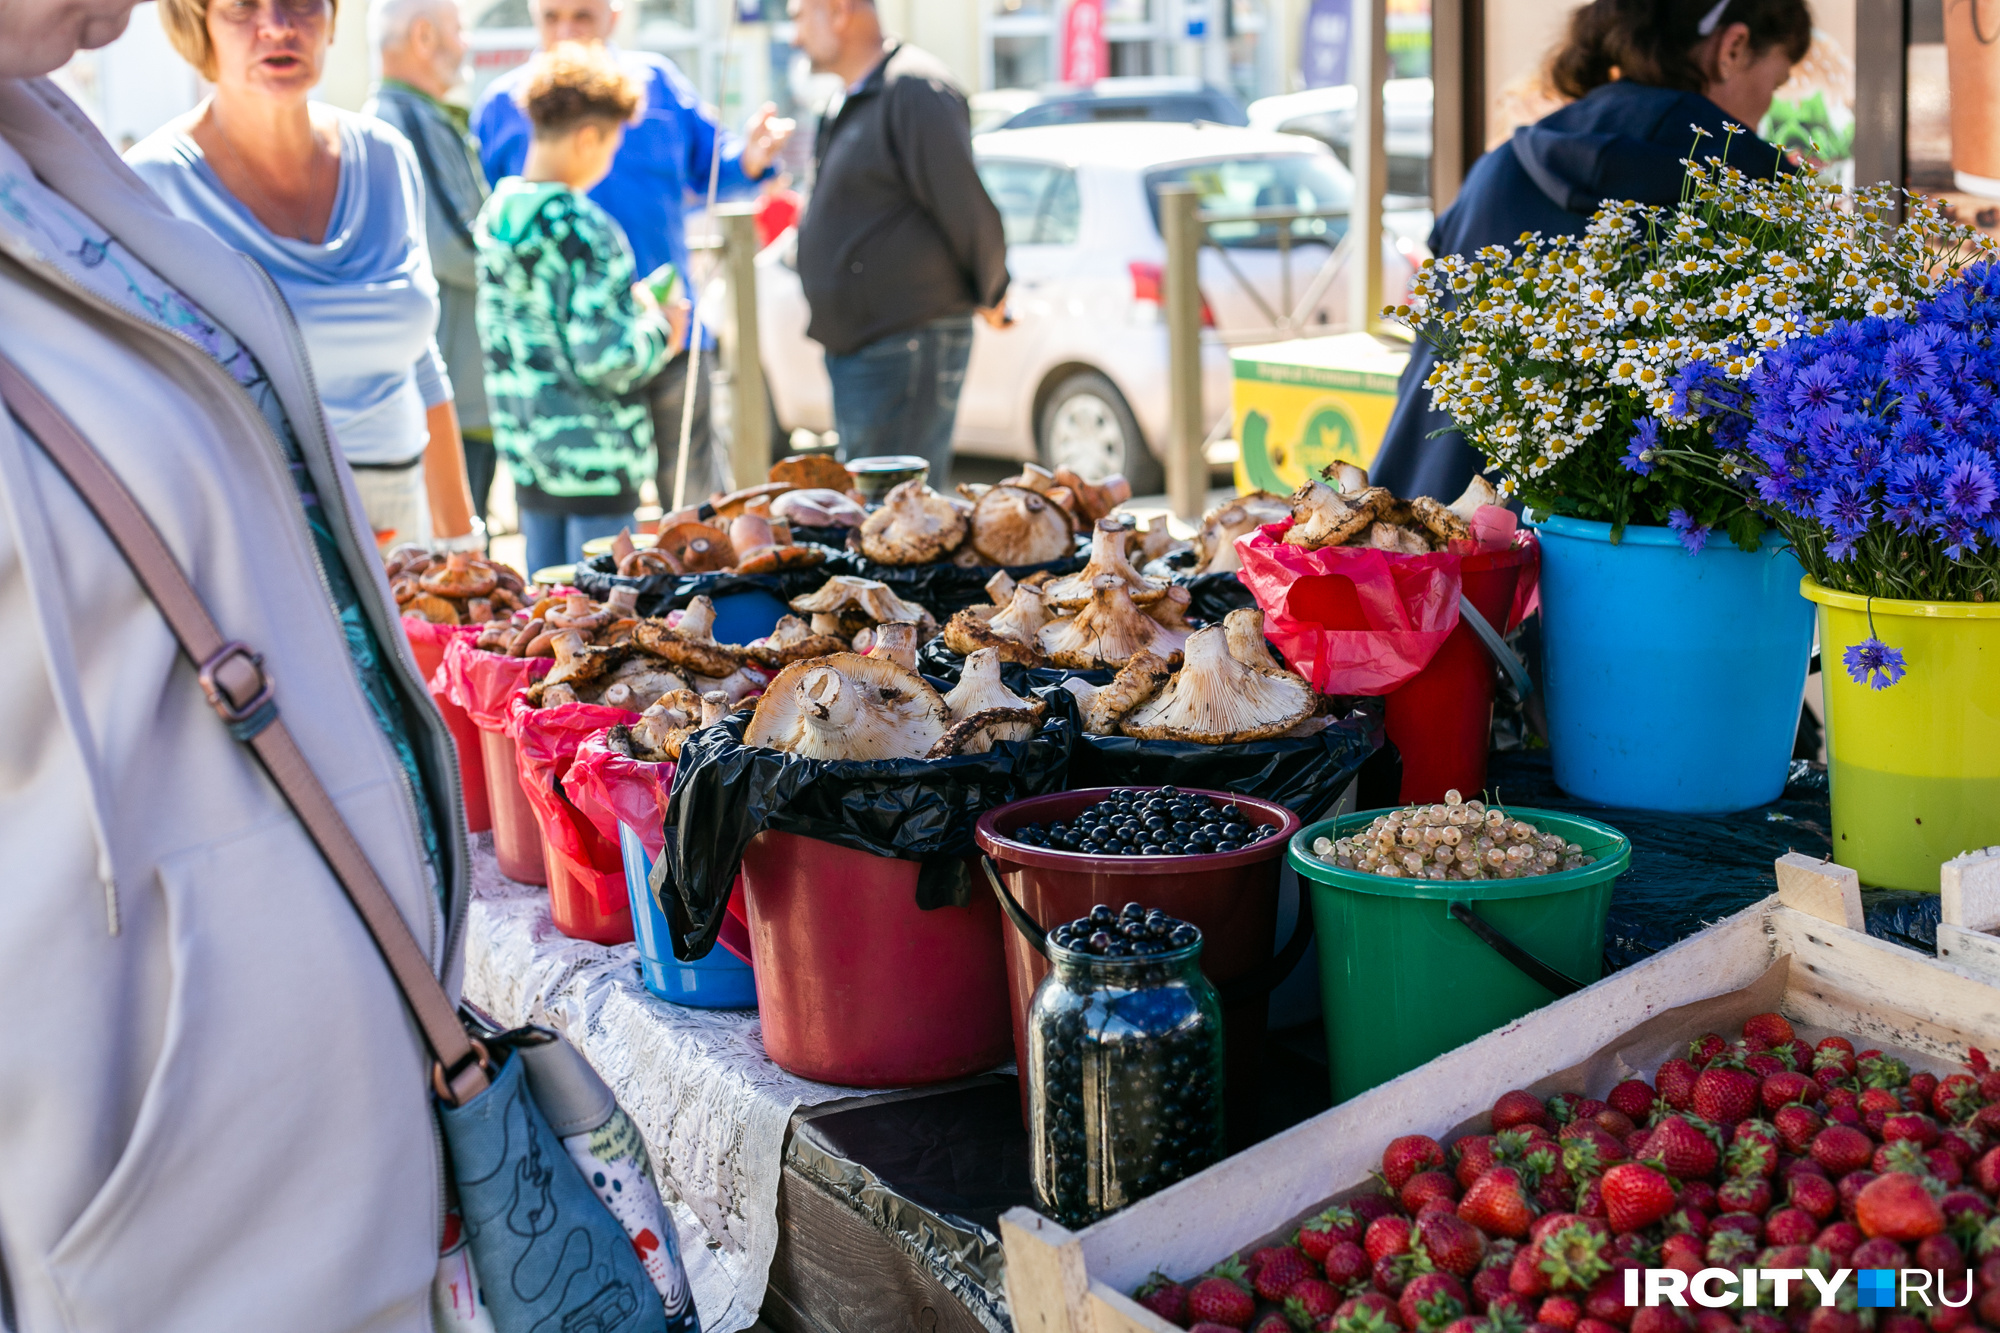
(545, 631), (624, 686)
(968, 484), (1075, 567)
(941, 649), (1042, 753)
(1147, 584), (1195, 632)
(1051, 467), (1132, 523)
(1222, 607), (1285, 673)
(771, 487), (867, 528)
(1327, 462), (1371, 494)
(1041, 520), (1169, 609)
(407, 593), (461, 625)
(866, 621), (920, 669)
(1448, 475), (1501, 524)
(1077, 649), (1174, 734)
(656, 521), (735, 573)
(420, 552), (498, 599)
(1283, 478), (1384, 549)
(1361, 519), (1432, 554)
(1119, 625), (1316, 742)
(747, 615), (849, 669)
(1197, 491), (1290, 573)
(988, 583), (1050, 643)
(631, 596), (749, 678)
(709, 481), (795, 521)
(768, 453), (852, 491)
(788, 575), (937, 639)
(620, 548), (681, 578)
(859, 479), (968, 565)
(1037, 575), (1187, 669)
(744, 652), (948, 760)
(941, 609), (1047, 666)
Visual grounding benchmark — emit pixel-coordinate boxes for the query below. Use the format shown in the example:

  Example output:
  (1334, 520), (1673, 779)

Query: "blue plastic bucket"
(1533, 515), (1814, 813)
(707, 590), (790, 646)
(619, 823), (758, 1009)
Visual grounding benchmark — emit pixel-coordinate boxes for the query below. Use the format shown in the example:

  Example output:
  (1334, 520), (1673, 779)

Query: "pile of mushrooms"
(387, 547), (529, 625)
(474, 586), (641, 659)
(940, 519), (1193, 669)
(610, 506), (827, 580)
(1192, 492), (1291, 574)
(788, 574), (937, 648)
(1283, 465), (1501, 555)
(854, 464), (1132, 569)
(742, 627), (1047, 762)
(1063, 608), (1326, 744)
(610, 689), (732, 764)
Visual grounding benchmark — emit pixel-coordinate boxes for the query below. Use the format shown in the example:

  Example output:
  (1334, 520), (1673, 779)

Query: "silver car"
(756, 121), (1415, 491)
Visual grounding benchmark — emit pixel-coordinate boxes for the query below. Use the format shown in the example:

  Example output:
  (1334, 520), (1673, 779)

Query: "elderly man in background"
(474, 0), (792, 510)
(366, 0), (496, 536)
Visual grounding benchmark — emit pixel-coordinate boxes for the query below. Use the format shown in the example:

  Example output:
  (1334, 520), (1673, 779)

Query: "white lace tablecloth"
(461, 837), (874, 1333)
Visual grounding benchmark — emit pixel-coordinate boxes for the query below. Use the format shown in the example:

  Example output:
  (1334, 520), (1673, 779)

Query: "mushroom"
(746, 615), (850, 670)
(630, 596), (749, 678)
(967, 484), (1075, 567)
(789, 576), (937, 640)
(618, 688), (704, 762)
(544, 593), (615, 637)
(709, 481), (795, 521)
(544, 630), (621, 687)
(407, 594), (462, 625)
(1061, 649), (1174, 734)
(619, 547), (682, 578)
(417, 552), (499, 600)
(1450, 474), (1502, 524)
(506, 617), (546, 657)
(1119, 625), (1316, 742)
(999, 462), (1059, 495)
(941, 606), (1047, 666)
(1284, 478), (1386, 549)
(1361, 520), (1433, 555)
(1326, 462), (1372, 494)
(744, 652), (948, 760)
(768, 453), (852, 491)
(1222, 607), (1287, 673)
(475, 619), (515, 652)
(1411, 496), (1470, 545)
(383, 544), (434, 580)
(1041, 519), (1170, 609)
(1050, 467), (1133, 524)
(858, 479), (968, 565)
(939, 649), (1045, 753)
(391, 575), (424, 607)
(864, 621), (921, 670)
(982, 570), (1017, 613)
(464, 597), (496, 624)
(655, 521), (735, 574)
(1196, 492), (1290, 573)
(730, 511), (826, 575)
(927, 709), (1044, 759)
(987, 583), (1051, 643)
(1134, 516), (1184, 566)
(1037, 575), (1188, 670)
(1146, 584), (1195, 635)
(691, 663), (766, 705)
(771, 487), (866, 529)
(596, 657), (692, 711)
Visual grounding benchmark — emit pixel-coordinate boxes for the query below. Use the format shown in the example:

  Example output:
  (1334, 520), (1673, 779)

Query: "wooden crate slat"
(1768, 907), (2000, 1053)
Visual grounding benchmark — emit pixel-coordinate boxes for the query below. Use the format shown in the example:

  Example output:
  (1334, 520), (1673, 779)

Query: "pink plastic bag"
(437, 635), (551, 734)
(402, 618), (492, 833)
(508, 696), (638, 940)
(568, 732), (756, 963)
(1235, 520), (1464, 695)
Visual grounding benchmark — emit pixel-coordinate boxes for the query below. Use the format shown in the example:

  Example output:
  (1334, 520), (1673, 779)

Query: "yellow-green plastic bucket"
(1803, 579), (2000, 891)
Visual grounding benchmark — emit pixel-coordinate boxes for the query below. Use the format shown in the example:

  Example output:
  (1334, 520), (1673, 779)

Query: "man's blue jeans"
(519, 508), (633, 575)
(826, 315), (975, 489)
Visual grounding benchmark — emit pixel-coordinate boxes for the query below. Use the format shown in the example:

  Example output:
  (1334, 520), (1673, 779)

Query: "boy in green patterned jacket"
(474, 42), (689, 572)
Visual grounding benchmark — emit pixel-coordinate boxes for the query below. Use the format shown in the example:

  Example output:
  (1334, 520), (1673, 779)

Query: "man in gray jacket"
(367, 0), (496, 532)
(792, 0), (1009, 489)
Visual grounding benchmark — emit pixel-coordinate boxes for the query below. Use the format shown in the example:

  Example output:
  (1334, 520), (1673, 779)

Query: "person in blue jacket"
(474, 0), (792, 509)
(1373, 0), (1811, 502)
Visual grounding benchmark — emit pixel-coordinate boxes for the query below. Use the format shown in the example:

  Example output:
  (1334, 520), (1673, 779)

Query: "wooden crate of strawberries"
(1001, 851), (2000, 1333)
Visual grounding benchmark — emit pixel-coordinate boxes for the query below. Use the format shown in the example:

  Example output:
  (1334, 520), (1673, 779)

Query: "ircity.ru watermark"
(1625, 1267), (1976, 1309)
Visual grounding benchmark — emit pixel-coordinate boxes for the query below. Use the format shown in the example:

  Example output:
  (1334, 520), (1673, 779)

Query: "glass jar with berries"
(1024, 903), (1226, 1228)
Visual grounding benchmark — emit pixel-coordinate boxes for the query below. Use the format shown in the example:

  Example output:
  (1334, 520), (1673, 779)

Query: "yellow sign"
(1231, 333), (1411, 494)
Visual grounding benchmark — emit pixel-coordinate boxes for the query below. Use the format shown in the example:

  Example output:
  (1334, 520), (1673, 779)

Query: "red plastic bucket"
(974, 789), (1304, 1140)
(1385, 548), (1535, 804)
(545, 837), (633, 945)
(480, 728), (546, 885)
(738, 831), (1014, 1087)
(403, 619), (491, 834)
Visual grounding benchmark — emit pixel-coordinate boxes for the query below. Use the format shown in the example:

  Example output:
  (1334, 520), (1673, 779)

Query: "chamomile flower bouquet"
(1391, 128), (1991, 552)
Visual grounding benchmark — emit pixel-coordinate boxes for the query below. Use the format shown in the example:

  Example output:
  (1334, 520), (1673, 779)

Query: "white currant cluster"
(1311, 791), (1595, 882)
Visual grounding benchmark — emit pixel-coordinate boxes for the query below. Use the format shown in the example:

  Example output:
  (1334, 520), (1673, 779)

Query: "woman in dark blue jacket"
(1374, 0), (1812, 501)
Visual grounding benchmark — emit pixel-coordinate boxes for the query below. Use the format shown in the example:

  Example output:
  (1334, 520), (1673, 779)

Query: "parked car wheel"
(1038, 369), (1162, 495)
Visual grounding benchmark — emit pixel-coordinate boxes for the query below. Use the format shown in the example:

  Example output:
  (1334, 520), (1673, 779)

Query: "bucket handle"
(980, 855), (1316, 1005)
(1458, 595), (1534, 700)
(1447, 900), (1585, 998)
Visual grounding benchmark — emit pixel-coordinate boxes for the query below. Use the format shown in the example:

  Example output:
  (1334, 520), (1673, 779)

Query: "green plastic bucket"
(1290, 808), (1631, 1104)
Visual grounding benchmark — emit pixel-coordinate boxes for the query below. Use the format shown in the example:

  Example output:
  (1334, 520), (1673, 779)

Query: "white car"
(755, 122), (1415, 492)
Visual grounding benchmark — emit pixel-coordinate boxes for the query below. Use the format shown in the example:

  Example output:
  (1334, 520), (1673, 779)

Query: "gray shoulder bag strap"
(0, 351), (495, 1108)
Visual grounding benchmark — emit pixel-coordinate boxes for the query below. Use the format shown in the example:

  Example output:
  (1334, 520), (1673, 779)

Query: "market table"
(460, 756), (1943, 1333)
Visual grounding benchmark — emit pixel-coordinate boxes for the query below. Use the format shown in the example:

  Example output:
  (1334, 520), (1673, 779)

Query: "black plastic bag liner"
(1180, 569), (1257, 623)
(571, 550), (842, 619)
(651, 701), (1075, 960)
(816, 535), (1090, 618)
(914, 636), (1113, 691)
(1036, 685), (1384, 822)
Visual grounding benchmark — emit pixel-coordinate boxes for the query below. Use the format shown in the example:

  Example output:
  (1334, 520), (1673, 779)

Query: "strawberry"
(1787, 1171), (1837, 1221)
(1836, 1169), (1877, 1220)
(1850, 1235), (1910, 1269)
(1642, 1116), (1719, 1181)
(1818, 1035), (1855, 1057)
(1937, 1188), (1989, 1234)
(1289, 1278), (1344, 1328)
(1804, 1312), (1858, 1333)
(1688, 1033), (1727, 1067)
(1630, 1307), (1691, 1333)
(1473, 1264), (1515, 1310)
(1873, 1138), (1929, 1177)
(1367, 1215), (1416, 1264)
(1400, 1272), (1469, 1333)
(1675, 1181), (1715, 1214)
(1459, 1168), (1536, 1240)
(1336, 1291), (1405, 1329)
(1601, 1164), (1676, 1233)
(1386, 1136), (1449, 1190)
(1917, 1232), (1967, 1273)
(1539, 1298), (1582, 1331)
(1659, 1233), (1704, 1276)
(1604, 1083), (1654, 1124)
(1763, 1206), (1817, 1246)
(1809, 1124), (1875, 1176)
(1189, 1265), (1257, 1329)
(1744, 1054), (1785, 1080)
(1693, 1314), (1738, 1333)
(1975, 1146), (2000, 1195)
(1250, 1314), (1293, 1333)
(1773, 1103), (1823, 1153)
(1855, 1172), (1946, 1241)
(1455, 1137), (1500, 1189)
(1779, 1039), (1815, 1071)
(1661, 1205), (1707, 1239)
(1507, 1246), (1549, 1298)
(1908, 1071), (1940, 1106)
(1301, 1210), (1345, 1265)
(1719, 1134), (1776, 1182)
(1135, 1272), (1188, 1325)
(1325, 1240), (1372, 1290)
(1858, 1052), (1911, 1090)
(1537, 1221), (1611, 1292)
(1938, 1128), (1978, 1167)
(1813, 1220), (1861, 1262)
(1691, 1067), (1760, 1128)
(1573, 1321), (1622, 1333)
(1403, 1171), (1461, 1216)
(1493, 1092), (1551, 1133)
(1934, 1072), (1983, 1123)
(1419, 1213), (1486, 1278)
(1573, 1178), (1604, 1222)
(1581, 1271), (1635, 1328)
(1823, 1085), (1858, 1112)
(1881, 1111), (1942, 1147)
(1704, 1228), (1756, 1268)
(1759, 1071), (1819, 1112)
(1254, 1246), (1319, 1303)
(1654, 1060), (1699, 1113)
(1715, 1176), (1771, 1215)
(1190, 1324), (1243, 1333)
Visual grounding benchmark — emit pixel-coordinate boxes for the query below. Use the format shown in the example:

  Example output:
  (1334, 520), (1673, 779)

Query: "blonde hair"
(159, 0), (338, 81)
(519, 41), (642, 138)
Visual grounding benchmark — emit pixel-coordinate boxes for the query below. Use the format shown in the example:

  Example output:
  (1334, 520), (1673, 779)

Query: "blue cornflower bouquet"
(1678, 263), (2000, 688)
(1392, 128), (1991, 552)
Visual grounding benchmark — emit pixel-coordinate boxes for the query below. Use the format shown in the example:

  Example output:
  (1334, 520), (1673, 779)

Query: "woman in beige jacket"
(0, 5), (465, 1331)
